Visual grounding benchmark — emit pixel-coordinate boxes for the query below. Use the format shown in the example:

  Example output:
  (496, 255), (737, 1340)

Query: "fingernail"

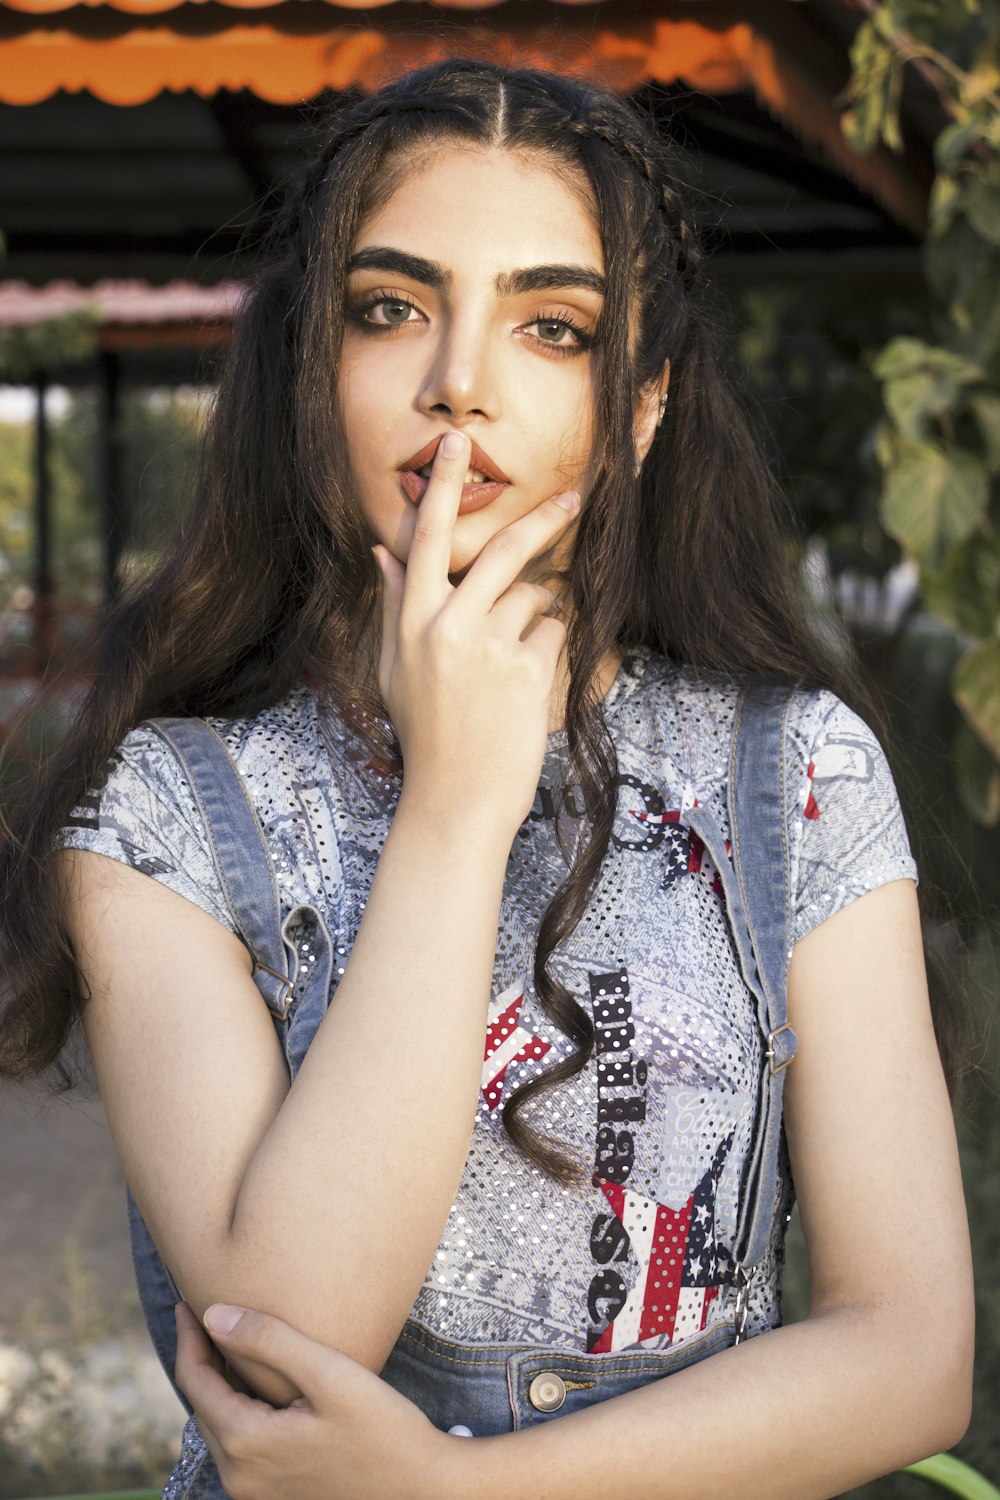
(204, 1304), (245, 1336)
(555, 491), (579, 513)
(441, 431), (466, 459)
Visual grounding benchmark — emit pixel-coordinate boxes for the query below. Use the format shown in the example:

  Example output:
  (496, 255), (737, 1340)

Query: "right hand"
(372, 429), (579, 841)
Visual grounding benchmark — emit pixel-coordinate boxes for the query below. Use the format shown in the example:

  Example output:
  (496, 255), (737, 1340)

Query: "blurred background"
(0, 1), (998, 1496)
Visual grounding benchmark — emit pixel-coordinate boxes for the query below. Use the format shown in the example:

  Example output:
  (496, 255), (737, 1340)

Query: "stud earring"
(656, 390), (669, 427)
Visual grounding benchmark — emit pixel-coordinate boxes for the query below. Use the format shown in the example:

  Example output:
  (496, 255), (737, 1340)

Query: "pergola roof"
(0, 1), (941, 292)
(0, 277), (243, 358)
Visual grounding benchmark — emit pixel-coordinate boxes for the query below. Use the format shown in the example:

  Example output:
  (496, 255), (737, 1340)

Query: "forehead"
(353, 143), (603, 275)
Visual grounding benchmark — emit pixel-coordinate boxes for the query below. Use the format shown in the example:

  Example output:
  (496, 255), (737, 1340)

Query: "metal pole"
(100, 348), (125, 603)
(32, 375), (55, 673)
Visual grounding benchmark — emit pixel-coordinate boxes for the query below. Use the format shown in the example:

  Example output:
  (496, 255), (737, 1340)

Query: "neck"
(546, 640), (625, 735)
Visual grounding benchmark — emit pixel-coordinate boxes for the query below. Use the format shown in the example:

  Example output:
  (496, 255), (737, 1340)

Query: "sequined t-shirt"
(56, 647), (918, 1354)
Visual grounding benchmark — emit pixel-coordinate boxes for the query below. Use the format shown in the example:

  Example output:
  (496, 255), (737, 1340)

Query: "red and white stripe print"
(481, 982), (552, 1112)
(589, 1182), (720, 1352)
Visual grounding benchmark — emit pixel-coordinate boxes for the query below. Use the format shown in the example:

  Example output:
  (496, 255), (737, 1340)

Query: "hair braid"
(550, 109), (708, 294)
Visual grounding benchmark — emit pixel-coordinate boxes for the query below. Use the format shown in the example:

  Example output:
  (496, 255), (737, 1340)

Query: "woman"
(0, 58), (973, 1500)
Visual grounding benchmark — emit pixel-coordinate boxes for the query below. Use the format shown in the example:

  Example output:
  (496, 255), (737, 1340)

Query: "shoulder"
(54, 684), (332, 929)
(630, 659), (841, 796)
(780, 688), (918, 945)
(75, 683), (324, 816)
(628, 656), (742, 792)
(202, 683), (329, 783)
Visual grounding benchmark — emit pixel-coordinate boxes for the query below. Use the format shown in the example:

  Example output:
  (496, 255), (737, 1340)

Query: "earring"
(656, 390), (669, 427)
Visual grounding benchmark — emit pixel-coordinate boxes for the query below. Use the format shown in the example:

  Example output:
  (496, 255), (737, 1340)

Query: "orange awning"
(0, 15), (773, 104)
(0, 3), (929, 235)
(4, 0), (603, 9)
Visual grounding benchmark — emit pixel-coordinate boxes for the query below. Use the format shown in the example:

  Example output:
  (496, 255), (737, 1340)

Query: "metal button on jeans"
(528, 1372), (567, 1412)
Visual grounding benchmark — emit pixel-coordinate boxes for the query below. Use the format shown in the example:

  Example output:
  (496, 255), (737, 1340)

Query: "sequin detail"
(55, 650), (918, 1488)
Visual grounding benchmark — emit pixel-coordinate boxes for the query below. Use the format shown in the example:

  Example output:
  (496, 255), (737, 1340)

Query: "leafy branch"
(841, 0), (1000, 823)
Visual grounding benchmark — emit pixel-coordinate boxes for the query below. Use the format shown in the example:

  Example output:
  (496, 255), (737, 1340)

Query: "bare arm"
(168, 876), (975, 1497)
(60, 801), (507, 1406)
(57, 430), (579, 1406)
(433, 877), (975, 1497)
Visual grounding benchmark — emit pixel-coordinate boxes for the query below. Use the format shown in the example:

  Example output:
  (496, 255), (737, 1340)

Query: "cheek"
(516, 379), (595, 484)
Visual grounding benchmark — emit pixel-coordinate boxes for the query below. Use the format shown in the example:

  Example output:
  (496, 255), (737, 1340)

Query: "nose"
(416, 310), (498, 423)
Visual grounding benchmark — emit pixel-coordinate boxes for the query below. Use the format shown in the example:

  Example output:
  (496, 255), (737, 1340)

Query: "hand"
(372, 429), (578, 839)
(174, 1301), (461, 1500)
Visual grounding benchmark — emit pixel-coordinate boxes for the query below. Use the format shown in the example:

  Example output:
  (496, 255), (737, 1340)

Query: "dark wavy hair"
(0, 57), (963, 1178)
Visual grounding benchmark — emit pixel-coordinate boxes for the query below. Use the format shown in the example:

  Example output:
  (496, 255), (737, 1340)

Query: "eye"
(348, 290), (423, 330)
(364, 296), (419, 325)
(531, 318), (579, 345)
(520, 312), (594, 357)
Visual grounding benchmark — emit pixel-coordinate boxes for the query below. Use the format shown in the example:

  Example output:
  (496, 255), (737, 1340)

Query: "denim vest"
(132, 677), (798, 1498)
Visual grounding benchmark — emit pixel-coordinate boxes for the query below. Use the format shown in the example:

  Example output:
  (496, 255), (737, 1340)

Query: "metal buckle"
(765, 1022), (794, 1075)
(251, 957), (295, 1020)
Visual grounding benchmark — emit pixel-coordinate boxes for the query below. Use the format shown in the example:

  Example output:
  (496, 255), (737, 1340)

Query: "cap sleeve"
(53, 724), (235, 933)
(788, 692), (918, 948)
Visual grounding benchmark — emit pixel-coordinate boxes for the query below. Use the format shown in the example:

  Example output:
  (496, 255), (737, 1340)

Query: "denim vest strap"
(124, 714), (305, 1410)
(143, 717), (296, 1020)
(683, 676), (798, 1339)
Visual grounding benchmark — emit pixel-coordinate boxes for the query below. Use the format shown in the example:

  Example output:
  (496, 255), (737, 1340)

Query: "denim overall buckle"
(765, 1022), (796, 1075)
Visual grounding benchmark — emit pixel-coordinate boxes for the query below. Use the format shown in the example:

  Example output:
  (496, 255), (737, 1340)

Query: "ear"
(632, 360), (671, 475)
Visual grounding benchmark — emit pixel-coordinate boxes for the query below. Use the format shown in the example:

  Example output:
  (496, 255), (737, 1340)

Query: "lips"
(398, 433), (511, 515)
(399, 434), (511, 486)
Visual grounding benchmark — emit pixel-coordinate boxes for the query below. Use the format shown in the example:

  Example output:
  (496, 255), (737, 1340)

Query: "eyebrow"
(347, 246), (606, 299)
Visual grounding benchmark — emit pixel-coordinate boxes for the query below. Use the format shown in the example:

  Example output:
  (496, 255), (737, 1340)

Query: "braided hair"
(1, 58), (863, 1183)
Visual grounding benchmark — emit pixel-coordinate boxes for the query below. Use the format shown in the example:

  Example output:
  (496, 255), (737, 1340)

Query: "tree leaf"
(839, 22), (896, 154)
(878, 343), (984, 440)
(871, 336), (982, 383)
(882, 444), (989, 564)
(952, 252), (1000, 362)
(935, 121), (980, 170)
(969, 390), (1000, 470)
(965, 165), (1000, 243)
(920, 537), (1000, 635)
(928, 172), (964, 234)
(953, 640), (1000, 758)
(954, 718), (1000, 825)
(924, 219), (987, 310)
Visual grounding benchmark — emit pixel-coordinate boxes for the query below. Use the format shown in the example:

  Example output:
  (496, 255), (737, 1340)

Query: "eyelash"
(347, 289), (595, 358)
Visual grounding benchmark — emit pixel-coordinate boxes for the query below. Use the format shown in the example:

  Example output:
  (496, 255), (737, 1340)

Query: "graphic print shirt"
(56, 648), (918, 1354)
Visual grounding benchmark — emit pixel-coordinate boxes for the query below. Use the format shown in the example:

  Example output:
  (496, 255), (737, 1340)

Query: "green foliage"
(904, 1453), (1000, 1497)
(0, 387), (202, 594)
(843, 1), (1000, 824)
(0, 311), (100, 384)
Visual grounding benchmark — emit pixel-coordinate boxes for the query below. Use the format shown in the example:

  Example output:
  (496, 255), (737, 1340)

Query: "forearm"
(445, 1308), (972, 1500)
(214, 794), (510, 1378)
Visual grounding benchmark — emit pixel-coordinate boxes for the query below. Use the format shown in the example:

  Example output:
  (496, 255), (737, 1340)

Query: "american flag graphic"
(626, 798), (727, 899)
(481, 983), (552, 1113)
(588, 1134), (733, 1352)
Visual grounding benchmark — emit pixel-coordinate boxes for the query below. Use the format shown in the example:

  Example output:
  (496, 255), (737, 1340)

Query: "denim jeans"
(161, 1315), (740, 1497)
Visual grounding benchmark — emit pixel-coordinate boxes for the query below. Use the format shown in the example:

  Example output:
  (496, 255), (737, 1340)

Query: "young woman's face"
(338, 143), (604, 583)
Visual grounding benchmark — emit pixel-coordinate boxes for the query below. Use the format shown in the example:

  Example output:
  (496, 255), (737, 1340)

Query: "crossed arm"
(59, 823), (974, 1498)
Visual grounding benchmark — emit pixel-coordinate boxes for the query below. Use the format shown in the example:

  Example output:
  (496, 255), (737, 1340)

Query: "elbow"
(895, 1314), (975, 1459)
(927, 1353), (974, 1455)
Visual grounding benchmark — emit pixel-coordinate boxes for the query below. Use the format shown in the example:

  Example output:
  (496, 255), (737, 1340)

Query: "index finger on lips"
(400, 428), (469, 612)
